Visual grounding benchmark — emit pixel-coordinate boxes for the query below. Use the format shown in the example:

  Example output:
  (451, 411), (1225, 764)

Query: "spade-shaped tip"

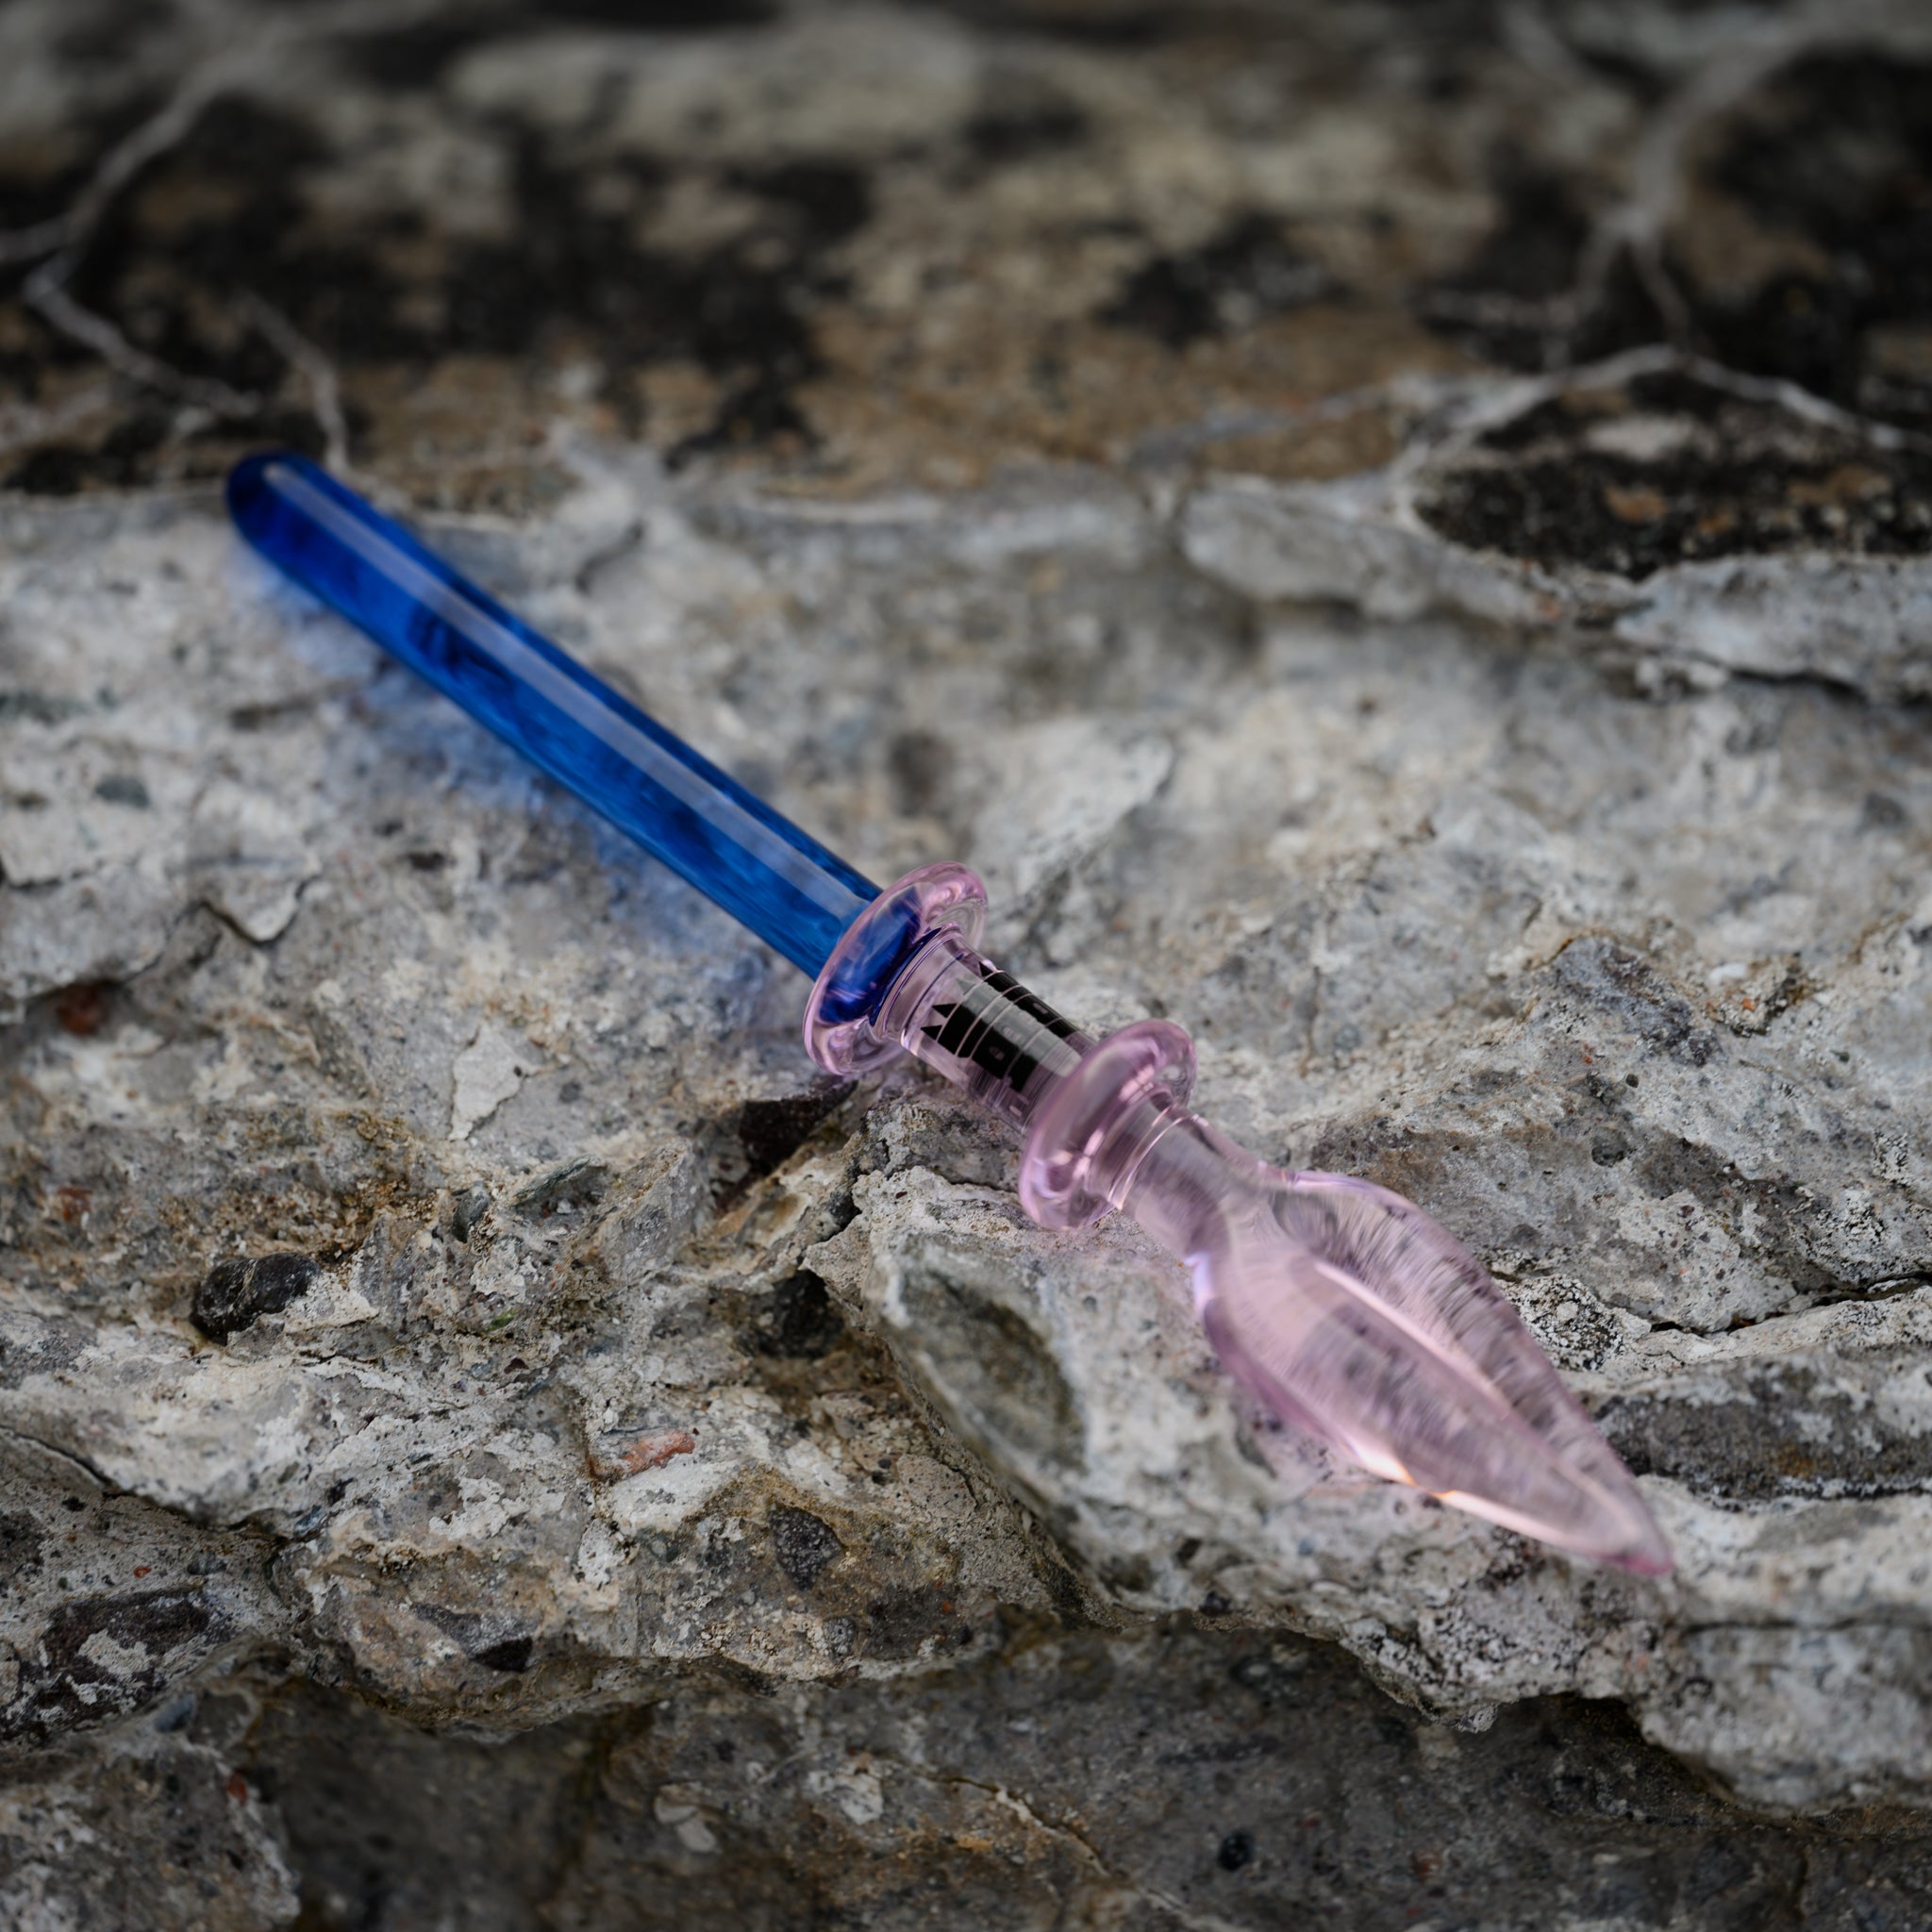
(1132, 1122), (1672, 1572)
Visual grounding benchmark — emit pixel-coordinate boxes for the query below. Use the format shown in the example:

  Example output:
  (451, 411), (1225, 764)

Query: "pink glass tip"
(1131, 1128), (1674, 1575)
(805, 866), (1672, 1575)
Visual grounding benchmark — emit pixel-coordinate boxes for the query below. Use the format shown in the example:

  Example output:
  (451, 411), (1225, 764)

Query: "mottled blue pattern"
(227, 453), (877, 976)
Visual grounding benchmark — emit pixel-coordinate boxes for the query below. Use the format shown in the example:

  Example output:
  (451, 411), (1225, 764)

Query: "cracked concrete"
(3, 0), (1932, 1924)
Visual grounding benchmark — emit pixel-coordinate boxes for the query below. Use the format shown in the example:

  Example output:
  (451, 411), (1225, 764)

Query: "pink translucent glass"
(806, 865), (1671, 1574)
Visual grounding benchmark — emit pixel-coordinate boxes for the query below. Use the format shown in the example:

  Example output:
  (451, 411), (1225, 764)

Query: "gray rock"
(5, 0), (1932, 1918)
(231, 1624), (1932, 1931)
(6, 438), (1931, 1825)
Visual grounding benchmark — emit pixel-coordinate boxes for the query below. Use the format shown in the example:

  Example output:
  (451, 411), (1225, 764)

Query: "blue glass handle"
(227, 453), (878, 977)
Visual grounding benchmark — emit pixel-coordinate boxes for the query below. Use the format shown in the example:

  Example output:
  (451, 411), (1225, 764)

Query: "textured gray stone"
(6, 438), (1931, 1817)
(5, 0), (1932, 1922)
(237, 1627), (1932, 1931)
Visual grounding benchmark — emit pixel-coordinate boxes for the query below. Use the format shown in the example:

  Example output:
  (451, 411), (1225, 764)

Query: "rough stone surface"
(4, 0), (1932, 1923)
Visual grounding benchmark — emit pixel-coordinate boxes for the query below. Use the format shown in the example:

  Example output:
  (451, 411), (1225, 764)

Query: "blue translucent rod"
(227, 453), (878, 977)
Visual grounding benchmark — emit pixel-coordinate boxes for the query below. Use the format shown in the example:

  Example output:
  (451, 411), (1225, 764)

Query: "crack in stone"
(2, 0), (458, 430)
(877, 1752), (1253, 1932)
(235, 292), (351, 475)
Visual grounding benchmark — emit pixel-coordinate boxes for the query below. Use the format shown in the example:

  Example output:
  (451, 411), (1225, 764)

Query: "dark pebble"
(192, 1253), (321, 1342)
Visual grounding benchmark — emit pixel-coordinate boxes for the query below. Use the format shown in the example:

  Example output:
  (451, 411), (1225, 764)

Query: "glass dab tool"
(228, 451), (1671, 1576)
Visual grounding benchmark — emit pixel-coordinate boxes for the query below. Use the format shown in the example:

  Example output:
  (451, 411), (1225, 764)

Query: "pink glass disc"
(803, 861), (987, 1075)
(1019, 1019), (1194, 1228)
